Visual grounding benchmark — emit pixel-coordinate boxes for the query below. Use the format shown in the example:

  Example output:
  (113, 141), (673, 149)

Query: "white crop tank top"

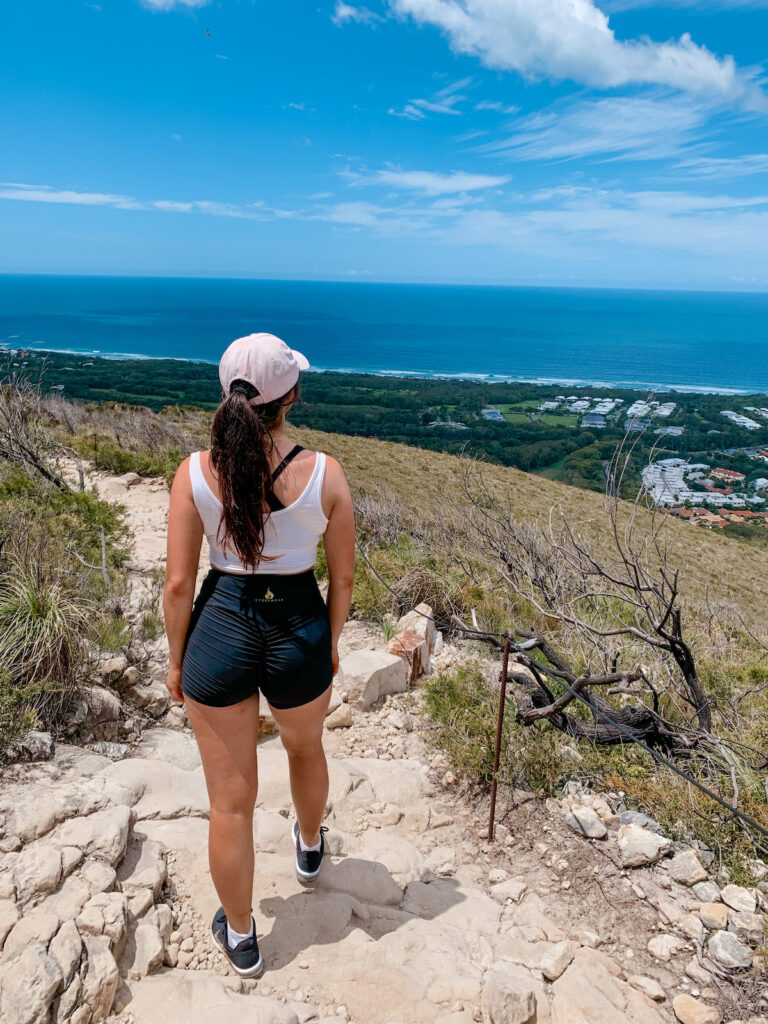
(189, 450), (329, 575)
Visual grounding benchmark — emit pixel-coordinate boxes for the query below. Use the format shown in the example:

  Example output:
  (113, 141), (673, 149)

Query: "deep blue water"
(1, 275), (767, 393)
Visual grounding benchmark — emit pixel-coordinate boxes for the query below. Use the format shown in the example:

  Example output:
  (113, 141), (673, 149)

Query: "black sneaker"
(292, 821), (329, 886)
(210, 906), (264, 978)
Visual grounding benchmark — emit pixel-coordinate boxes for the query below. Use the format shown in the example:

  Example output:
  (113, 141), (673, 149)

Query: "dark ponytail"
(210, 379), (298, 569)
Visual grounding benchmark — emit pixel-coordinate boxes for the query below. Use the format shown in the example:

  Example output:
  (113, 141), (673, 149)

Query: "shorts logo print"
(263, 588), (278, 601)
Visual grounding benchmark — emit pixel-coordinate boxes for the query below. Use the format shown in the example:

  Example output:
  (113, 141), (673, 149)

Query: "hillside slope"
(290, 425), (768, 626)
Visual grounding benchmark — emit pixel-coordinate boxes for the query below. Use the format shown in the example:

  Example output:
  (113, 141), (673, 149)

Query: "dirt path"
(2, 467), (763, 1024)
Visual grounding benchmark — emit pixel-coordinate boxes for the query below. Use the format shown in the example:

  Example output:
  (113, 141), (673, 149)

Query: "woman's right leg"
(184, 692), (261, 934)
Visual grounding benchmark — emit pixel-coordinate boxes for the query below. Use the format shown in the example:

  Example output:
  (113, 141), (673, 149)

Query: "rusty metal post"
(488, 636), (511, 842)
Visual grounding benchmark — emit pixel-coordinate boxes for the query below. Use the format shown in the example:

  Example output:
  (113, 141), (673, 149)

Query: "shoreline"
(4, 345), (762, 397)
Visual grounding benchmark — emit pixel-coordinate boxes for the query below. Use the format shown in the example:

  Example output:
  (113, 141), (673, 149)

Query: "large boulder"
(339, 650), (407, 710)
(80, 935), (119, 1021)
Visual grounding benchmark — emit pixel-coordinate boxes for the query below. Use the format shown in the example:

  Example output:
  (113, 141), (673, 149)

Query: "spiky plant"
(0, 550), (92, 704)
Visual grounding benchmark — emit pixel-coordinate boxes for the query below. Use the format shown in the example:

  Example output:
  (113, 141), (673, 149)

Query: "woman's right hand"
(331, 642), (340, 676)
(165, 664), (184, 702)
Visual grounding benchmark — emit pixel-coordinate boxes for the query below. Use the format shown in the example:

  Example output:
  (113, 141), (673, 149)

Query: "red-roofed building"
(711, 468), (746, 483)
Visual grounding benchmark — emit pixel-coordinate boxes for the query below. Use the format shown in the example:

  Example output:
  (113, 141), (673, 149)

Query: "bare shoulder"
(170, 454), (193, 495)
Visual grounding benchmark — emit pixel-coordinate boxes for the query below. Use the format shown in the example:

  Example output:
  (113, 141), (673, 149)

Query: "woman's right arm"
(163, 458), (203, 701)
(321, 456), (356, 675)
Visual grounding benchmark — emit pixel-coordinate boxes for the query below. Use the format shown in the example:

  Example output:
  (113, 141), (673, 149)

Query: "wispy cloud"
(475, 100), (519, 114)
(0, 183), (295, 220)
(604, 1), (768, 9)
(140, 0), (208, 9)
(351, 167), (511, 195)
(388, 78), (471, 120)
(388, 0), (766, 109)
(480, 95), (707, 163)
(332, 2), (383, 25)
(677, 154), (768, 179)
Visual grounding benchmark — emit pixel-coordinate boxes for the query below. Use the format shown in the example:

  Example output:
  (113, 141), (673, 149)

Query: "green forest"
(6, 348), (768, 496)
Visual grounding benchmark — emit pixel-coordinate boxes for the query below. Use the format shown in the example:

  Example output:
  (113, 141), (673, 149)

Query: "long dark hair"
(210, 378), (299, 569)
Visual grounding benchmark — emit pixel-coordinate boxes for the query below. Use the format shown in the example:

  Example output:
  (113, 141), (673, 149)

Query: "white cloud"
(604, 1), (768, 9)
(389, 77), (471, 119)
(367, 168), (511, 194)
(481, 95), (707, 162)
(388, 0), (766, 108)
(0, 183), (293, 220)
(677, 154), (768, 179)
(475, 100), (519, 114)
(332, 2), (383, 25)
(140, 0), (208, 9)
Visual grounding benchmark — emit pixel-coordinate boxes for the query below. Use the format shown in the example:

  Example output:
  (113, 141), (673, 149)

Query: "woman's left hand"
(165, 664), (184, 702)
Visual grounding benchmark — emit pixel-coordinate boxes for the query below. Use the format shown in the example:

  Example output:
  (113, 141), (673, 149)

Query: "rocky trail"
(0, 466), (766, 1024)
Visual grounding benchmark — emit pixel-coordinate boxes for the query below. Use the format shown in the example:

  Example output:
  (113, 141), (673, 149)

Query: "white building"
(721, 410), (761, 430)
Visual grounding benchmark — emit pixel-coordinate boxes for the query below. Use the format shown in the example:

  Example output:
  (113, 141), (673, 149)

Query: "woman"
(163, 332), (355, 979)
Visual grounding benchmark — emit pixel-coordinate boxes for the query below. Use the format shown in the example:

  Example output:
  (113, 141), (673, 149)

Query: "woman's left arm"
(163, 457), (203, 701)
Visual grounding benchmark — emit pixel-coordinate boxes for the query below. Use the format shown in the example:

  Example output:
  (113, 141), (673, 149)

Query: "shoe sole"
(211, 927), (265, 978)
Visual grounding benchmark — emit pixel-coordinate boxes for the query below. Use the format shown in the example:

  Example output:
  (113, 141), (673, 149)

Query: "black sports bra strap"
(270, 445), (304, 485)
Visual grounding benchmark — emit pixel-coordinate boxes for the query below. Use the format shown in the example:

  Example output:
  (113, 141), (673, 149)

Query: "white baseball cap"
(218, 333), (310, 405)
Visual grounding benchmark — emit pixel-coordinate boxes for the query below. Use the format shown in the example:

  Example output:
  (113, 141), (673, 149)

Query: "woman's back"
(189, 446), (328, 575)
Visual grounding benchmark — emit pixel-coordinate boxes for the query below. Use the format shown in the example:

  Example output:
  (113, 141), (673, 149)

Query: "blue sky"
(2, 0), (768, 289)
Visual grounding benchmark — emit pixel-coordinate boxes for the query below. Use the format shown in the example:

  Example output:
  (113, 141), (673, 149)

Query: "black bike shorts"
(181, 568), (333, 710)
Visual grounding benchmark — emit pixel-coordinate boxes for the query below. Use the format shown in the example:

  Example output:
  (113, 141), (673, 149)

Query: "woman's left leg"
(269, 686), (332, 846)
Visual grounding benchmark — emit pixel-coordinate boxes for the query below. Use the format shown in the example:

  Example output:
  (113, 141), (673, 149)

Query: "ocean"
(1, 274), (767, 393)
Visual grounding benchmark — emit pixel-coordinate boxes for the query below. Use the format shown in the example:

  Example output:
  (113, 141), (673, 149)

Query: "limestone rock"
(119, 971), (300, 1023)
(648, 934), (685, 959)
(81, 935), (119, 1021)
(672, 995), (721, 1024)
(258, 703), (278, 737)
(6, 730), (53, 762)
(551, 948), (665, 1024)
(51, 805), (132, 866)
(481, 964), (537, 1024)
(698, 903), (728, 930)
(76, 891), (129, 954)
(692, 881), (721, 904)
(707, 929), (752, 970)
(49, 919), (83, 986)
(617, 823), (672, 867)
(12, 842), (62, 905)
(619, 810), (665, 835)
(83, 684), (122, 724)
(491, 878), (528, 904)
(565, 806), (607, 839)
(130, 919), (165, 978)
(0, 900), (19, 951)
(2, 910), (59, 962)
(629, 975), (666, 1001)
(99, 655), (129, 683)
(727, 909), (765, 945)
(0, 940), (63, 1024)
(720, 885), (757, 914)
(116, 836), (167, 898)
(80, 858), (117, 895)
(388, 630), (429, 684)
(325, 703), (352, 729)
(668, 850), (708, 887)
(133, 729), (201, 771)
(395, 603), (437, 654)
(125, 681), (170, 717)
(321, 857), (402, 906)
(339, 650), (407, 710)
